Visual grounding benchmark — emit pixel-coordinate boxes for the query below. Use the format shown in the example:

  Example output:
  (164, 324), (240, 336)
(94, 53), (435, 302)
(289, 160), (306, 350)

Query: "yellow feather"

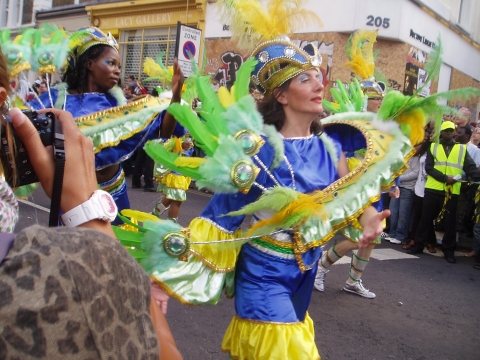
(397, 109), (426, 147)
(174, 157), (205, 168)
(143, 58), (172, 83)
(172, 137), (183, 154)
(222, 0), (322, 51)
(121, 210), (160, 222)
(344, 30), (378, 79)
(217, 86), (234, 109)
(246, 192), (328, 236)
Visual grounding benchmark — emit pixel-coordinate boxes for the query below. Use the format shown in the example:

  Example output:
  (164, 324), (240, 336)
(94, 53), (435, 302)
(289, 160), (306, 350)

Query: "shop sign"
(409, 29), (436, 48)
(99, 13), (176, 28)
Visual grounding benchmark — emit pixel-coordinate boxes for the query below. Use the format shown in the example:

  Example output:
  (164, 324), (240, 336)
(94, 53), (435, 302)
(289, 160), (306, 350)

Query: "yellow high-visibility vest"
(425, 142), (466, 195)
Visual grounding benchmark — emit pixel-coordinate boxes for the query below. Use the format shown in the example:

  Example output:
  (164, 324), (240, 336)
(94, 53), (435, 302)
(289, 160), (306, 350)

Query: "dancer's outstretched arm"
(161, 58), (184, 138)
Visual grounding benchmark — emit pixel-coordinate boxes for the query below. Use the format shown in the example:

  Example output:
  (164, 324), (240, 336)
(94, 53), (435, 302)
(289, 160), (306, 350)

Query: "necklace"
(253, 154), (296, 192)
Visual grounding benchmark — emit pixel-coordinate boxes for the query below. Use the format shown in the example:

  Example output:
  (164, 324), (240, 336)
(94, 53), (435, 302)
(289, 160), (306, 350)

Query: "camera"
(0, 110), (57, 187)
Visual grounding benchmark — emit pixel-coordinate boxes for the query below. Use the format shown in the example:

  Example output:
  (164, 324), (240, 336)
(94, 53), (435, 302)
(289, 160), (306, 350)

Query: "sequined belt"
(100, 168), (126, 193)
(250, 232), (296, 259)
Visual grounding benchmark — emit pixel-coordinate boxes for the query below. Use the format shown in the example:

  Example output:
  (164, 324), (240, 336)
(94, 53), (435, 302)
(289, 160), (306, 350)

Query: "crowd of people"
(377, 107), (480, 268)
(0, 2), (479, 359)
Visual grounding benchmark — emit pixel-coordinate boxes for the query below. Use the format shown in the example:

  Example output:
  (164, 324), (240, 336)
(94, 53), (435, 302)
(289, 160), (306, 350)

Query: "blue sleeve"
(28, 89), (58, 110)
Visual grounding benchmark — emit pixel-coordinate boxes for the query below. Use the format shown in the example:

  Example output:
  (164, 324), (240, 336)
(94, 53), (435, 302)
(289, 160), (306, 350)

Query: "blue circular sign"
(183, 41), (196, 59)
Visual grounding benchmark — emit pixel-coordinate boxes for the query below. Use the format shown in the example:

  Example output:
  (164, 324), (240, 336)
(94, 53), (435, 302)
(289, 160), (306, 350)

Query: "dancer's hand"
(358, 208), (390, 248)
(171, 57), (184, 103)
(151, 279), (170, 315)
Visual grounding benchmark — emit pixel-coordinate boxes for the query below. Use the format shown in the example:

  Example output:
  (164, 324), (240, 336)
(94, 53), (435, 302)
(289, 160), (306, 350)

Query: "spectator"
(404, 123), (436, 251)
(132, 147), (155, 192)
(453, 107), (471, 127)
(386, 153), (421, 245)
(454, 125), (480, 235)
(37, 81), (48, 95)
(407, 121), (480, 263)
(123, 84), (136, 100)
(135, 79), (149, 95)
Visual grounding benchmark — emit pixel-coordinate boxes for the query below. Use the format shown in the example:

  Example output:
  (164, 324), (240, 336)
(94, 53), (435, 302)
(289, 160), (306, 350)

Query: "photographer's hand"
(10, 108), (115, 237)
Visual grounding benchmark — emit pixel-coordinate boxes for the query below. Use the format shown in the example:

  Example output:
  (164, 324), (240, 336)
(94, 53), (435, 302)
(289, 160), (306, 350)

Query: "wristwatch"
(61, 190), (118, 228)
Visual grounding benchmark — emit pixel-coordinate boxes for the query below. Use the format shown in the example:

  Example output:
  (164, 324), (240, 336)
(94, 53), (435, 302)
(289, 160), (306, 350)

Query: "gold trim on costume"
(189, 249), (236, 273)
(150, 276), (196, 306)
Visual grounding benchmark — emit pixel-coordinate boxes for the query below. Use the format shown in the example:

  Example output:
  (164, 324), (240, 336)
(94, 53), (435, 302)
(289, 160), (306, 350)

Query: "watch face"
(99, 192), (117, 217)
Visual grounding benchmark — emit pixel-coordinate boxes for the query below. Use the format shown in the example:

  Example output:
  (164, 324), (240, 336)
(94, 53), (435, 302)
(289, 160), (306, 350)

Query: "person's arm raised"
(161, 58), (184, 138)
(10, 107), (115, 238)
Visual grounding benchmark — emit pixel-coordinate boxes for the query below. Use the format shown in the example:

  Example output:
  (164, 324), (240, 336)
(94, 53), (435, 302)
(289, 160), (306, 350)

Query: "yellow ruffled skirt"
(156, 173), (191, 201)
(222, 313), (320, 360)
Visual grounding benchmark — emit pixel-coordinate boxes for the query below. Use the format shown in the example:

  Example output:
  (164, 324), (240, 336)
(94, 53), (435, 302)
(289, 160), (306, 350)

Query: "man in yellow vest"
(408, 121), (480, 263)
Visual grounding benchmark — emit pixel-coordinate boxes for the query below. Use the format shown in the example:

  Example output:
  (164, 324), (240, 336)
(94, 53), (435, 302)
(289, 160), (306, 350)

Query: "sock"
(348, 252), (369, 283)
(319, 243), (342, 270)
(168, 216), (178, 223)
(154, 202), (169, 216)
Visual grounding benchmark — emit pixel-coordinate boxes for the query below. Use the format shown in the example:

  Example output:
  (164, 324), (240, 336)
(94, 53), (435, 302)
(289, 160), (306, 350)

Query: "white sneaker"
(381, 232), (388, 239)
(314, 268), (329, 292)
(343, 280), (376, 298)
(386, 236), (401, 244)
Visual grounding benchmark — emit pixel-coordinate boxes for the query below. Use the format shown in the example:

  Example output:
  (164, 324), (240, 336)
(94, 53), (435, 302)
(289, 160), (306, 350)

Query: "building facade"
(204, 0), (480, 118)
(85, 0), (208, 90)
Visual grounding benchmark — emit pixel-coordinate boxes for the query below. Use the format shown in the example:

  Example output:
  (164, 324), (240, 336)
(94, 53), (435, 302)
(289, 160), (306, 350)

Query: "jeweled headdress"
(66, 27), (119, 70)
(219, 0), (323, 95)
(344, 30), (386, 98)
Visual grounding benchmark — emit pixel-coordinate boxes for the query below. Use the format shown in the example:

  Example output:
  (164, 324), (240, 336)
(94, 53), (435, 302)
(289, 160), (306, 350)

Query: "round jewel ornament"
(230, 159), (260, 194)
(162, 230), (190, 261)
(234, 129), (265, 156)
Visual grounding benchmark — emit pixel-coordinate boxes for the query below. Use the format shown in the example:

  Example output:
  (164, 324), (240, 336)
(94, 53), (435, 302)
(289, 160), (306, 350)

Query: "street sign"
(175, 22), (202, 78)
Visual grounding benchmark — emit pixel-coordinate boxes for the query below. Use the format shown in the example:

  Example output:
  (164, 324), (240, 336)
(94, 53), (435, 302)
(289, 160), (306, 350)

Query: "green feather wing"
(144, 140), (200, 179)
(196, 76), (230, 137)
(234, 57), (257, 101)
(167, 103), (218, 156)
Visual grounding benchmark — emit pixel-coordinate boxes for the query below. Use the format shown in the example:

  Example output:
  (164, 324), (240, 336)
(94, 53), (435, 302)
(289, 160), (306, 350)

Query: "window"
(119, 27), (177, 92)
(458, 0), (472, 33)
(52, 0), (75, 6)
(22, 0), (34, 25)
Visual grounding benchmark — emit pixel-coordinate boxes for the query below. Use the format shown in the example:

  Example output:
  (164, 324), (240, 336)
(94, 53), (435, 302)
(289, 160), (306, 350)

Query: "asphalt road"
(16, 177), (480, 360)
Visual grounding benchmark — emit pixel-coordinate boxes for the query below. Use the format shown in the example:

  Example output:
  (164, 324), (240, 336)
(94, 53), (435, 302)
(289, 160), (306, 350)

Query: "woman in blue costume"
(29, 27), (182, 223)
(115, 37), (415, 359)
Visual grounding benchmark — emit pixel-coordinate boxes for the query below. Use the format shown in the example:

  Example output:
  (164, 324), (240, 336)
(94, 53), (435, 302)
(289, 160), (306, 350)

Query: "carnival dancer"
(28, 27), (182, 223)
(113, 2), (416, 359)
(152, 133), (194, 223)
(314, 30), (388, 298)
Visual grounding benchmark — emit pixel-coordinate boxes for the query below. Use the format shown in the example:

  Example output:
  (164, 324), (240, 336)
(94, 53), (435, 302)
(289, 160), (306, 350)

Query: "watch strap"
(61, 190), (117, 228)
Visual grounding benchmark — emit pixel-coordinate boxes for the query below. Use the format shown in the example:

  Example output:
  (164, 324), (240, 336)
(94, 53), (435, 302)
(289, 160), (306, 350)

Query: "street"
(16, 177), (480, 360)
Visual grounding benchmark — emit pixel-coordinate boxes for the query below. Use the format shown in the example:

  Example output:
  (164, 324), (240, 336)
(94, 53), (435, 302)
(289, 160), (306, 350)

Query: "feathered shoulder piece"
(144, 57), (285, 194)
(0, 29), (35, 78)
(218, 0), (322, 51)
(31, 24), (71, 75)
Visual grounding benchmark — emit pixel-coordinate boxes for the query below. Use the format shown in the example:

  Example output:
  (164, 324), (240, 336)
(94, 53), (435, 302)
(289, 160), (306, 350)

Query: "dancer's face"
(276, 69), (324, 116)
(367, 97), (383, 113)
(87, 47), (121, 92)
